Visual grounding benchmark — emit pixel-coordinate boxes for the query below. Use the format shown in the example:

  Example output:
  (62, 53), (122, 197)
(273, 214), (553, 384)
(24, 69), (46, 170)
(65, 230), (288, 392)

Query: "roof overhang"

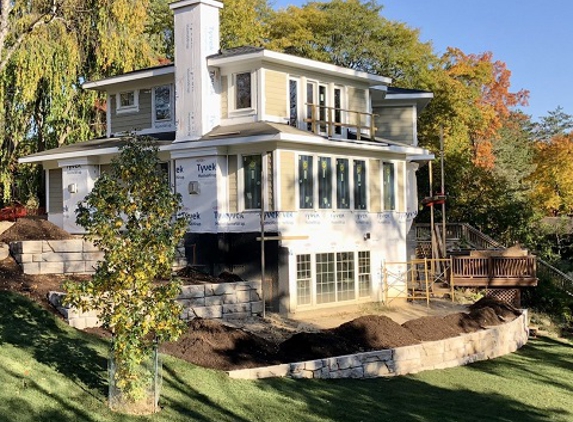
(82, 65), (175, 91)
(208, 49), (392, 86)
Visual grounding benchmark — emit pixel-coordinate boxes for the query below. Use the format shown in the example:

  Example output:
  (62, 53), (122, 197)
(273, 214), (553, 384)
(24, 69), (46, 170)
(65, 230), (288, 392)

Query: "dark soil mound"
(402, 315), (464, 341)
(331, 315), (420, 349)
(161, 318), (281, 371)
(469, 296), (521, 323)
(0, 218), (72, 243)
(279, 332), (360, 362)
(442, 312), (482, 334)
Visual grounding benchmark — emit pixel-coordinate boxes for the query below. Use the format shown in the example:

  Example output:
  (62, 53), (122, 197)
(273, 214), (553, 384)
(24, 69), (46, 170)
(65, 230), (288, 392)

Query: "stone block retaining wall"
(48, 280), (263, 329)
(228, 311), (529, 380)
(10, 240), (187, 274)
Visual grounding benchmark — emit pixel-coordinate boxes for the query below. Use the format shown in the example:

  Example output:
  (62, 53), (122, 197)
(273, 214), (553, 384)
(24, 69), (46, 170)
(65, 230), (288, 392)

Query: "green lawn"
(0, 290), (571, 422)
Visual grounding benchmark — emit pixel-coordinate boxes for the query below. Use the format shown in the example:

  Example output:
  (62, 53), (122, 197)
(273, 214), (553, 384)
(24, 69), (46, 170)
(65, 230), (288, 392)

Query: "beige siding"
(347, 87), (368, 127)
(48, 169), (63, 213)
(110, 90), (153, 134)
(279, 151), (295, 211)
(221, 75), (228, 119)
(265, 70), (287, 117)
(397, 162), (405, 212)
(228, 155), (238, 212)
(369, 159), (381, 213)
(374, 106), (414, 143)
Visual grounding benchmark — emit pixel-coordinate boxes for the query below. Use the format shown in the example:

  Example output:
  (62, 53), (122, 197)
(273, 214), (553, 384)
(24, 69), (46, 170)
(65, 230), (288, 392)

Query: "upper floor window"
(289, 79), (298, 127)
(354, 160), (367, 210)
(235, 72), (252, 110)
(153, 85), (172, 126)
(116, 90), (139, 113)
(243, 155), (261, 209)
(383, 162), (395, 211)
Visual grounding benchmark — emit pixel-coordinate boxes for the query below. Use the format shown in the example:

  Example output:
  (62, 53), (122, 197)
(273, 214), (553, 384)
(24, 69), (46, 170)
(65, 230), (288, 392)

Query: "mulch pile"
(0, 218), (72, 243)
(162, 297), (522, 371)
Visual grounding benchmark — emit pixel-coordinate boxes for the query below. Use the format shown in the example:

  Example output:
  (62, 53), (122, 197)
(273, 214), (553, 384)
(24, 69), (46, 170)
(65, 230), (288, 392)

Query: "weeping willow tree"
(0, 0), (166, 205)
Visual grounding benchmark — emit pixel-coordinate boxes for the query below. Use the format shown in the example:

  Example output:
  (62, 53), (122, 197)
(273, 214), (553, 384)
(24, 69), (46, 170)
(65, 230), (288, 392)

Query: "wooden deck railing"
(451, 256), (537, 287)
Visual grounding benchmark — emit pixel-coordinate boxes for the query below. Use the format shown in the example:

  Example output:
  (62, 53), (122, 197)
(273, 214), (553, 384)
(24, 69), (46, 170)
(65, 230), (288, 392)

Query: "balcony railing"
(302, 103), (376, 140)
(451, 255), (537, 287)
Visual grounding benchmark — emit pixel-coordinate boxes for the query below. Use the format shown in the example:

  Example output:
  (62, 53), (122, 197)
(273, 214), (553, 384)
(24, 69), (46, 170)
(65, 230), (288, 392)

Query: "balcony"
(302, 103), (376, 140)
(451, 255), (538, 287)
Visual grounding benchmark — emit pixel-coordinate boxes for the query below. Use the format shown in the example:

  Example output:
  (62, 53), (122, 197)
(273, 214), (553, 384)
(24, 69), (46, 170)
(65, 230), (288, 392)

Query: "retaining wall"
(228, 311), (529, 380)
(48, 280), (263, 329)
(10, 240), (187, 275)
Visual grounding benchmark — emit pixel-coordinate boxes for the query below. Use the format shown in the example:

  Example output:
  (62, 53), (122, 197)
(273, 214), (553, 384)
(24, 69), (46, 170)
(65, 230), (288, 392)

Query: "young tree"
(64, 137), (188, 413)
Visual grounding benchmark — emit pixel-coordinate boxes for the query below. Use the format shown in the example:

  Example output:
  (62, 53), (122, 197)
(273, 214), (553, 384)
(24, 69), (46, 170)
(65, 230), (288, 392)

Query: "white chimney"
(170, 0), (223, 141)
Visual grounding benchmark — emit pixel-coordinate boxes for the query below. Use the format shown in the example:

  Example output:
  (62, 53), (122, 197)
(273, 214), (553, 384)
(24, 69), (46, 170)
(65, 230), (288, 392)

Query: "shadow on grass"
(0, 291), (107, 396)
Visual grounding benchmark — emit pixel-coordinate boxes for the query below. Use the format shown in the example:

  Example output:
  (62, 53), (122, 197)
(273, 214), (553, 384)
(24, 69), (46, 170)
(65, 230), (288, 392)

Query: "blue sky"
(273, 0), (573, 122)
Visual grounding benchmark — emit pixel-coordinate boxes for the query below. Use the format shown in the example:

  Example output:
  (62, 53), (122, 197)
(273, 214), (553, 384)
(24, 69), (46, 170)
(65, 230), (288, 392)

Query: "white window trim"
(115, 90), (139, 114)
(229, 71), (257, 116)
(152, 84), (174, 129)
(239, 153), (263, 211)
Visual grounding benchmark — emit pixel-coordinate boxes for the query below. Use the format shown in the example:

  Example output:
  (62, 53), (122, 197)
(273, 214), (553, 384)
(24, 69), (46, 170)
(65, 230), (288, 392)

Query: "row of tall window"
(296, 251), (371, 306)
(242, 153), (396, 211)
(298, 155), (395, 211)
(289, 79), (343, 135)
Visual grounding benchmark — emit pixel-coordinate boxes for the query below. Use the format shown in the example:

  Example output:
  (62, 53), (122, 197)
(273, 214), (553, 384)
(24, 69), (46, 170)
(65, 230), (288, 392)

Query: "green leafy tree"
(266, 0), (436, 86)
(221, 0), (270, 49)
(531, 106), (573, 142)
(1, 0), (166, 205)
(64, 137), (188, 412)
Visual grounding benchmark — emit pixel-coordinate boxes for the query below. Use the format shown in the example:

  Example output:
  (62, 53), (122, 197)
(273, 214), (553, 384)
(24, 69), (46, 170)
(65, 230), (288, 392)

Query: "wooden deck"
(451, 256), (538, 287)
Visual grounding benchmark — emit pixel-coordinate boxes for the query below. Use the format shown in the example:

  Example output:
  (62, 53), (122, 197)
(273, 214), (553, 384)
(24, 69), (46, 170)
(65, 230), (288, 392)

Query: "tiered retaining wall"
(48, 280), (263, 329)
(9, 240), (188, 274)
(228, 311), (529, 380)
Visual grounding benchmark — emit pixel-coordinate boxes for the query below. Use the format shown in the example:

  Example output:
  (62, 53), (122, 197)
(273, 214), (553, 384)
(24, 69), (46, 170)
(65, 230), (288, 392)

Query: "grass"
(0, 290), (572, 422)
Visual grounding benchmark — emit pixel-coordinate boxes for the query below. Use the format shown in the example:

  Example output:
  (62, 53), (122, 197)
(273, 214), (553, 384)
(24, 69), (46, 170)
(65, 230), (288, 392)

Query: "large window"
(299, 155), (314, 209)
(306, 82), (315, 131)
(334, 87), (342, 135)
(243, 155), (261, 209)
(235, 72), (252, 109)
(354, 160), (367, 210)
(318, 156), (332, 208)
(336, 158), (350, 209)
(383, 162), (395, 211)
(153, 85), (172, 126)
(296, 251), (370, 307)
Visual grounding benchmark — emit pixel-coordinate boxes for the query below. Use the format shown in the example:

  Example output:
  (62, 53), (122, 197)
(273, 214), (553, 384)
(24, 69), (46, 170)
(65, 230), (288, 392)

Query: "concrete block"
(222, 303), (250, 315)
(205, 295), (223, 306)
(210, 283), (236, 296)
(68, 317), (87, 330)
(83, 241), (101, 252)
(350, 367), (365, 378)
(364, 362), (391, 377)
(46, 240), (84, 253)
(337, 355), (361, 370)
(393, 345), (422, 361)
(84, 316), (102, 328)
(14, 241), (44, 254)
(0, 242), (9, 260)
(64, 261), (87, 273)
(41, 252), (83, 262)
(193, 306), (223, 319)
(250, 301), (263, 315)
(250, 289), (262, 302)
(13, 253), (31, 263)
(303, 360), (324, 371)
(179, 285), (205, 299)
(83, 252), (104, 261)
(84, 261), (101, 272)
(21, 262), (41, 275)
(40, 261), (65, 274)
